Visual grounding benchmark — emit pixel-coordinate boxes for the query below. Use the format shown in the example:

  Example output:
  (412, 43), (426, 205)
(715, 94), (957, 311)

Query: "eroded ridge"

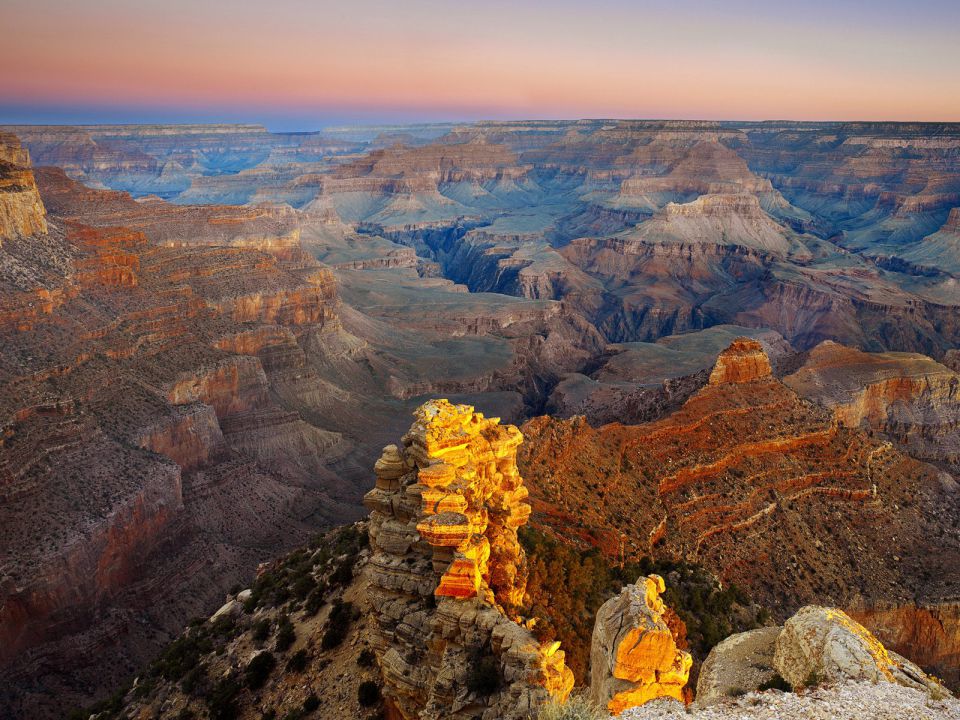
(521, 339), (959, 623)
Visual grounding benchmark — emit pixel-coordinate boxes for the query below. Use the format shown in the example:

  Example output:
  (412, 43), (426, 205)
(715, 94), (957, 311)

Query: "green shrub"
(303, 693), (321, 713)
(321, 623), (347, 650)
(210, 614), (237, 639)
(287, 649), (310, 672)
(466, 655), (501, 696)
(321, 599), (353, 649)
(252, 618), (272, 643)
(245, 651), (276, 690)
(207, 676), (240, 720)
(358, 680), (381, 707)
(274, 615), (296, 652)
(304, 586), (326, 616)
(155, 634), (211, 682)
(357, 648), (377, 667)
(132, 676), (156, 699)
(330, 560), (355, 586)
(292, 574), (316, 601)
(181, 663), (206, 694)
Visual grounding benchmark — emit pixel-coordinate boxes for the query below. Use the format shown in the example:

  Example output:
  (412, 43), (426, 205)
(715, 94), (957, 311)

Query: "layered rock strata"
(0, 132), (47, 243)
(364, 400), (573, 720)
(590, 575), (692, 714)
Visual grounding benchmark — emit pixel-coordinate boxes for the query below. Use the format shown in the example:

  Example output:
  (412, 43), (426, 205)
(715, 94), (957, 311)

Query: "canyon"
(1, 119), (960, 718)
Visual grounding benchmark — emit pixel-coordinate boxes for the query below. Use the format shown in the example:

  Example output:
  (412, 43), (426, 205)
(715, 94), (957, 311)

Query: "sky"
(2, 0), (958, 130)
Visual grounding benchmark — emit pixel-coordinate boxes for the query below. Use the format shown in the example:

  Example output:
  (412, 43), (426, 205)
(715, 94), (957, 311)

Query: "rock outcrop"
(0, 132), (47, 243)
(847, 602), (960, 689)
(364, 400), (573, 720)
(589, 575), (692, 714)
(773, 606), (946, 694)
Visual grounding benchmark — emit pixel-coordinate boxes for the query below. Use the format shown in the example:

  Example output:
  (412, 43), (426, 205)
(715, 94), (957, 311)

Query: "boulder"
(694, 626), (782, 706)
(773, 606), (948, 695)
(209, 599), (240, 623)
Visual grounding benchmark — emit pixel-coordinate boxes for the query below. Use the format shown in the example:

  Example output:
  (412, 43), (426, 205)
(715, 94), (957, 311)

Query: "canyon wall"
(520, 340), (960, 679)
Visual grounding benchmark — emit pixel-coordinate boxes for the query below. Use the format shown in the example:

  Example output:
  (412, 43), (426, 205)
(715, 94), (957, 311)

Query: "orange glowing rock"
(416, 512), (472, 547)
(590, 575), (692, 715)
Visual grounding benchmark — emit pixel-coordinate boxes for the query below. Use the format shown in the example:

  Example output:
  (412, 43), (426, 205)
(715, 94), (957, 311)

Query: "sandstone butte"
(591, 575), (693, 714)
(363, 399), (692, 718)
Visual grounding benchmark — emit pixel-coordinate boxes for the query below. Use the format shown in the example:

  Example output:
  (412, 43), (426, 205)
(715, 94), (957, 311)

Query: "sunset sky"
(2, 0), (958, 128)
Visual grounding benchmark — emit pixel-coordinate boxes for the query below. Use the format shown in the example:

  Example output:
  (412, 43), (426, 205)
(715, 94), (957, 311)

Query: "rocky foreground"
(620, 682), (960, 720)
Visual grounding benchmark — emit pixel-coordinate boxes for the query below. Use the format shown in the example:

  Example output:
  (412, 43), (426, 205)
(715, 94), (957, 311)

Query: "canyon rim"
(2, 1), (960, 719)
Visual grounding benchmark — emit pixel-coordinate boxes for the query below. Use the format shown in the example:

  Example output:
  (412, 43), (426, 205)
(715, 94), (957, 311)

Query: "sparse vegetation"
(520, 526), (768, 683)
(70, 525), (369, 719)
(207, 675), (241, 720)
(358, 680), (381, 707)
(759, 673), (792, 692)
(154, 632), (213, 682)
(286, 648), (310, 672)
(357, 647), (377, 667)
(245, 651), (276, 690)
(536, 695), (605, 720)
(252, 617), (272, 642)
(321, 599), (355, 650)
(274, 614), (296, 652)
(303, 693), (321, 713)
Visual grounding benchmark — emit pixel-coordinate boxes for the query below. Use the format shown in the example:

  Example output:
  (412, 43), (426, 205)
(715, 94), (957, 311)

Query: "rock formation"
(0, 132), (47, 243)
(5, 118), (960, 717)
(364, 400), (573, 720)
(621, 193), (800, 256)
(589, 575), (692, 714)
(707, 337), (774, 384)
(773, 606), (947, 694)
(901, 207), (960, 276)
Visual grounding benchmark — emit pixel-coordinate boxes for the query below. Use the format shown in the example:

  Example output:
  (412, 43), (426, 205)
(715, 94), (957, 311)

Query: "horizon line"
(4, 117), (960, 132)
